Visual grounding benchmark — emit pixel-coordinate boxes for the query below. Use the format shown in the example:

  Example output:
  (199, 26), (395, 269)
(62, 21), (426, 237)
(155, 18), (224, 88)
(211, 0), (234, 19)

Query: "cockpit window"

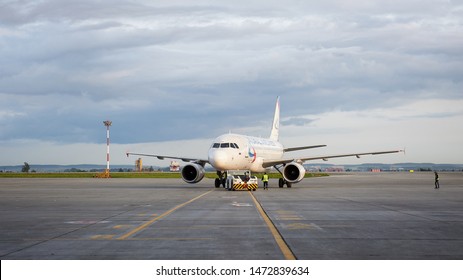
(214, 142), (239, 148)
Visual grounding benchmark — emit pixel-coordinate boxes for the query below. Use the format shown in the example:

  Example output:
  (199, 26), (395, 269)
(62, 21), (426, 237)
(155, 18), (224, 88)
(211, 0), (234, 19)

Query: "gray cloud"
(281, 117), (318, 127)
(0, 0), (462, 163)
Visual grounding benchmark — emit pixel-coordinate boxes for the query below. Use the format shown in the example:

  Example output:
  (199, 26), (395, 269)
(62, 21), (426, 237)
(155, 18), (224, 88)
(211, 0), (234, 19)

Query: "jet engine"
(181, 163), (205, 184)
(283, 162), (306, 183)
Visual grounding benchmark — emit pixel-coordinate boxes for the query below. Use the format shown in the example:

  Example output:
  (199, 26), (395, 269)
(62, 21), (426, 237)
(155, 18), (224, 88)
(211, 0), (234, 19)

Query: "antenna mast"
(102, 120), (112, 178)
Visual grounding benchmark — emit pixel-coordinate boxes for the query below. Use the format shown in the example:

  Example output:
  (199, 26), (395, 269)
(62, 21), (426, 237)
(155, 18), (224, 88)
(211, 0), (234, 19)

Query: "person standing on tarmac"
(262, 172), (269, 190)
(434, 171), (440, 189)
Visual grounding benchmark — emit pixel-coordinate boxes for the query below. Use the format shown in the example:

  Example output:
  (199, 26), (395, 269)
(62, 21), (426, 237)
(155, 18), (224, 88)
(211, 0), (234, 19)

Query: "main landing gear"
(275, 165), (292, 188)
(278, 178), (292, 188)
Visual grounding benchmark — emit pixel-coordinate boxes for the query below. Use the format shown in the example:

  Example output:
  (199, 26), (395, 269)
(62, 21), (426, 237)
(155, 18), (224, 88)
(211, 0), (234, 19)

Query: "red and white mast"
(103, 120), (112, 172)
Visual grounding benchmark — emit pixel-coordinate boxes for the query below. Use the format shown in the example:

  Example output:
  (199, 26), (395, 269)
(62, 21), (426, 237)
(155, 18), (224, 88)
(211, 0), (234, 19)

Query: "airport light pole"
(103, 120), (112, 176)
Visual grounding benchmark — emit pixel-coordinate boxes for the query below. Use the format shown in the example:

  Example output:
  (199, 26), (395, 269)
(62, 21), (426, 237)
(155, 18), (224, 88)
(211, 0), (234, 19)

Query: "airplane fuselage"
(208, 133), (284, 172)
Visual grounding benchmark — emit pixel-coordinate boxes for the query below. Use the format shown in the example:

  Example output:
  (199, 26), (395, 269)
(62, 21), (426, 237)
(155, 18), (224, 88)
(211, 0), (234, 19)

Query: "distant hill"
(1, 163), (462, 173)
(304, 163), (463, 172)
(0, 164), (151, 173)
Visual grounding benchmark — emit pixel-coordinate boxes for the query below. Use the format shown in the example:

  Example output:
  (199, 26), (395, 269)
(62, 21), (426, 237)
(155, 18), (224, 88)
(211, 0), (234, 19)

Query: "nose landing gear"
(215, 171), (226, 188)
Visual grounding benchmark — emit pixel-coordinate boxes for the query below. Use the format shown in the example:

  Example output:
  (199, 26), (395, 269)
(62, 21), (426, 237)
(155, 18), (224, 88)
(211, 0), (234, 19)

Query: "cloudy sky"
(1, 0), (462, 166)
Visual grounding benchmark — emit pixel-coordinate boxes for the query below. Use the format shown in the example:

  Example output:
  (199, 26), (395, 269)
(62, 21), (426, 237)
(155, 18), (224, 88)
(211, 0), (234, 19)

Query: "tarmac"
(0, 172), (462, 260)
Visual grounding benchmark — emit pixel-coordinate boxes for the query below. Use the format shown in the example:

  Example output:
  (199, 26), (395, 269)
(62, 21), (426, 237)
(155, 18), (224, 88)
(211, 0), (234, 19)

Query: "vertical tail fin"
(269, 96), (280, 141)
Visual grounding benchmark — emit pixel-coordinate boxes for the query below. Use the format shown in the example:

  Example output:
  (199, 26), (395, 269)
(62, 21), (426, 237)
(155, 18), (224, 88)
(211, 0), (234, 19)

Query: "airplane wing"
(262, 150), (403, 168)
(298, 150), (403, 162)
(126, 152), (209, 166)
(283, 145), (327, 152)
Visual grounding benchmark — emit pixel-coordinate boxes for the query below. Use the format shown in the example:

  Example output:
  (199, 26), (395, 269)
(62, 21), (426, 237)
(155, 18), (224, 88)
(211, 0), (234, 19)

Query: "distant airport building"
(170, 161), (180, 172)
(306, 166), (322, 172)
(326, 166), (345, 172)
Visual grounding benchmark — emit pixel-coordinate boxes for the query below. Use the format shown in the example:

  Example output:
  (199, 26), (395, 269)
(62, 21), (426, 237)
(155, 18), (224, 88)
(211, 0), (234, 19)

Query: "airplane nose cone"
(209, 150), (229, 170)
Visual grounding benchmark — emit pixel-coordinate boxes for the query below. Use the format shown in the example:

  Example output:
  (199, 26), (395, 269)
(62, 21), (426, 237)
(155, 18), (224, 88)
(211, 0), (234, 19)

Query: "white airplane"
(127, 97), (402, 188)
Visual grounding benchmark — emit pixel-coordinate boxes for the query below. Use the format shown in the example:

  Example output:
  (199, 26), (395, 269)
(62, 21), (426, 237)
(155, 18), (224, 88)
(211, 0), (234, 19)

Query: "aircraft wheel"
(287, 182), (292, 188)
(214, 178), (221, 188)
(278, 178), (284, 188)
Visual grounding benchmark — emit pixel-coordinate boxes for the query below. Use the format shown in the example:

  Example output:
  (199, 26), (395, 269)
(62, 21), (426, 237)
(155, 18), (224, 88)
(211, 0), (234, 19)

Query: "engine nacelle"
(181, 163), (205, 184)
(283, 162), (306, 183)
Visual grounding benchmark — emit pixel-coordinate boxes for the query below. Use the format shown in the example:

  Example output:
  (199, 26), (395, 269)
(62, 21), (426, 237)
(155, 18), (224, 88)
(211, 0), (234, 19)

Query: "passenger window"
(212, 143), (220, 148)
(220, 143), (230, 148)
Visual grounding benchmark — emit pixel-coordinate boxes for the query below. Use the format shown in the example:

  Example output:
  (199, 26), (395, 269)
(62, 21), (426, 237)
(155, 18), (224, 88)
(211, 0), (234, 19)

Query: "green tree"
(21, 162), (30, 173)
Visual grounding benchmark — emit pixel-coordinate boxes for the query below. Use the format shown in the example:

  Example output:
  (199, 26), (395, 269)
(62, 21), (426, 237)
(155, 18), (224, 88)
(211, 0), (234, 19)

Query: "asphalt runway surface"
(0, 172), (462, 260)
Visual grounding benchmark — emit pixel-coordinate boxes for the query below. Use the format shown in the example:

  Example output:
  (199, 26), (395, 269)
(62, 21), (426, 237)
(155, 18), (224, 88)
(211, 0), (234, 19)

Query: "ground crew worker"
(434, 171), (440, 189)
(262, 172), (269, 190)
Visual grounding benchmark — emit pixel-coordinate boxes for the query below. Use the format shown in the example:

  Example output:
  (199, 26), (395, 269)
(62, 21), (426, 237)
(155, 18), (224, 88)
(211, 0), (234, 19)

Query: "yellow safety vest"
(262, 174), (269, 182)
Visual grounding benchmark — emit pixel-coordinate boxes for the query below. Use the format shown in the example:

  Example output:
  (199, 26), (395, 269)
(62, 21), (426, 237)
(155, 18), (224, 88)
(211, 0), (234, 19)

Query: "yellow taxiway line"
(117, 190), (213, 240)
(249, 191), (297, 260)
